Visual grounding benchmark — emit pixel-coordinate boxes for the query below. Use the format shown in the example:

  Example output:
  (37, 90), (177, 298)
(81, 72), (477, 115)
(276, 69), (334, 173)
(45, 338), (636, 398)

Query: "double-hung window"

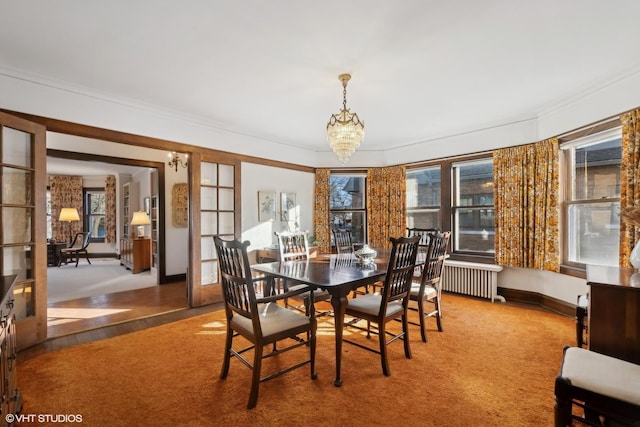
(451, 159), (495, 254)
(84, 188), (106, 242)
(562, 127), (622, 267)
(329, 174), (367, 247)
(406, 166), (441, 229)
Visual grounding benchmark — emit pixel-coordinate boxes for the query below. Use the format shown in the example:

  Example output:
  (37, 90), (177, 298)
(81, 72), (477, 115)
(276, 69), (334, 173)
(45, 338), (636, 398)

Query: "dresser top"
(586, 265), (640, 291)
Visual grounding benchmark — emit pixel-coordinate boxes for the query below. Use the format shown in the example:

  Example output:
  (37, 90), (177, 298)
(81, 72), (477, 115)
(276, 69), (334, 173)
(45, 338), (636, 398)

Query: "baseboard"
(88, 253), (118, 259)
(163, 273), (186, 284)
(497, 287), (575, 317)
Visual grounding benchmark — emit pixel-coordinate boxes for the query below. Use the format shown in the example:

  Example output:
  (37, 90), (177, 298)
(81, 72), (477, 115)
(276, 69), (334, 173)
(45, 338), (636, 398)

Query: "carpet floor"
(17, 294), (574, 426)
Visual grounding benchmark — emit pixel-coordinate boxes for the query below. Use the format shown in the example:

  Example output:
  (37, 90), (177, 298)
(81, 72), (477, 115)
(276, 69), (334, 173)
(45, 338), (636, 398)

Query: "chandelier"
(326, 73), (364, 164)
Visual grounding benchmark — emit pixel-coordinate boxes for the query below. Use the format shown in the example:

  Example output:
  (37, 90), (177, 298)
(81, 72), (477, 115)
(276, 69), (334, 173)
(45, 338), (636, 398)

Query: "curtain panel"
(105, 175), (117, 244)
(367, 166), (406, 249)
(313, 169), (331, 254)
(494, 138), (560, 272)
(49, 176), (83, 243)
(619, 109), (640, 267)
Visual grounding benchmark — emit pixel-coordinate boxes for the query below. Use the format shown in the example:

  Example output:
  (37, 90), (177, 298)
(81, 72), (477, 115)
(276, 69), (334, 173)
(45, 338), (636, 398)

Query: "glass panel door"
(0, 112), (47, 349)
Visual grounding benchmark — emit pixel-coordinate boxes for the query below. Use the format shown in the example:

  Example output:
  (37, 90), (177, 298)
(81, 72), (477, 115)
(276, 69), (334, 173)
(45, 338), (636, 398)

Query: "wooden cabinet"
(120, 238), (151, 274)
(586, 265), (640, 364)
(0, 275), (20, 423)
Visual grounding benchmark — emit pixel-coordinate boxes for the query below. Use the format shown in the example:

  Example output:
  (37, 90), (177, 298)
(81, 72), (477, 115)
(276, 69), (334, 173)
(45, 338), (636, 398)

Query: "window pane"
(456, 161), (494, 205)
(330, 176), (365, 209)
(3, 168), (32, 205)
(454, 208), (495, 253)
(567, 202), (619, 266)
(406, 167), (440, 208)
(89, 216), (105, 238)
(406, 209), (440, 229)
(573, 139), (621, 200)
(88, 191), (106, 214)
(330, 211), (366, 245)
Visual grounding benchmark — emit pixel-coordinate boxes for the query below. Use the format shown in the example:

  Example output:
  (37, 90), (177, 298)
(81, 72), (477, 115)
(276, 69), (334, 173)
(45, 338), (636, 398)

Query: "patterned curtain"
(50, 176), (83, 243)
(619, 109), (640, 267)
(313, 169), (331, 253)
(494, 138), (560, 272)
(104, 176), (117, 244)
(367, 166), (406, 249)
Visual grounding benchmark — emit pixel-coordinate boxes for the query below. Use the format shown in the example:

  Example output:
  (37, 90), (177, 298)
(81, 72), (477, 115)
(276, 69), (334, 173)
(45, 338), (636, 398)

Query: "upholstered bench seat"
(554, 346), (640, 426)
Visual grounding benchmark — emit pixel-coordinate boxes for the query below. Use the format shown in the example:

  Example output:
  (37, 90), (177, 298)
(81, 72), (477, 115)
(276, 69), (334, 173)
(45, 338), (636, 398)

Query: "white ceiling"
(2, 1), (640, 159)
(46, 157), (148, 177)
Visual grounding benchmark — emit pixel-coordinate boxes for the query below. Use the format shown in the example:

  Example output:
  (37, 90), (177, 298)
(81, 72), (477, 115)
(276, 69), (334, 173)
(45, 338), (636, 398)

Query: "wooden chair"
(58, 231), (92, 267)
(332, 228), (354, 254)
(554, 346), (640, 426)
(408, 230), (450, 342)
(343, 235), (421, 376)
(214, 236), (317, 409)
(275, 231), (331, 315)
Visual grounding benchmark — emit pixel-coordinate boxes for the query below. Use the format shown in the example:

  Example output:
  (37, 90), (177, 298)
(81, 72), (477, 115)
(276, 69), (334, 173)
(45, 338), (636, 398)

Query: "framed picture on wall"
(258, 191), (276, 221)
(280, 192), (296, 221)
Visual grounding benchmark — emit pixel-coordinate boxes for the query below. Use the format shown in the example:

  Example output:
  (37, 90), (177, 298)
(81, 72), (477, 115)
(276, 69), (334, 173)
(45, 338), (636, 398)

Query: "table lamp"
(131, 211), (151, 239)
(58, 207), (80, 244)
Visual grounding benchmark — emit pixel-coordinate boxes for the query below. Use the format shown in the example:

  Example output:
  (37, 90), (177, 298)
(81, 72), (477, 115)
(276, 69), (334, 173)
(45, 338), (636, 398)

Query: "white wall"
(240, 163), (315, 254)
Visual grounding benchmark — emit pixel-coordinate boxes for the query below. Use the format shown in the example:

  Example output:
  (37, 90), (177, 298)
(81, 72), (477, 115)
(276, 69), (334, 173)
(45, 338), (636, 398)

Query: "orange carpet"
(17, 294), (574, 426)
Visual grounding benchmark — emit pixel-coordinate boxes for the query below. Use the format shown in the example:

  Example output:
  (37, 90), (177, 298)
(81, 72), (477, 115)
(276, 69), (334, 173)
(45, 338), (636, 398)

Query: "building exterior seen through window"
(406, 166), (441, 230)
(562, 127), (621, 267)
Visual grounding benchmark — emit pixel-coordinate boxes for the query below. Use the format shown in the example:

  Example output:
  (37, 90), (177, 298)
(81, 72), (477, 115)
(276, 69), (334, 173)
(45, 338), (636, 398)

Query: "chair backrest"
(69, 231), (91, 249)
(419, 231), (451, 288)
(213, 236), (260, 325)
(275, 231), (309, 261)
(380, 235), (421, 306)
(406, 227), (440, 247)
(332, 228), (353, 254)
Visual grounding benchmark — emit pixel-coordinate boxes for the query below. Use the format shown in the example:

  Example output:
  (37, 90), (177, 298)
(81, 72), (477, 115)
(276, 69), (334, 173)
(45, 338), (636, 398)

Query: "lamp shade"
(131, 211), (151, 225)
(59, 208), (80, 222)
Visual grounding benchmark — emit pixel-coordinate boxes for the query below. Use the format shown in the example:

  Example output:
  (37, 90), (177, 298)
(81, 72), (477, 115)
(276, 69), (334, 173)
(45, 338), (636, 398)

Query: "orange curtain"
(619, 109), (640, 267)
(50, 176), (83, 243)
(367, 166), (406, 249)
(104, 176), (117, 244)
(493, 138), (560, 271)
(313, 169), (331, 254)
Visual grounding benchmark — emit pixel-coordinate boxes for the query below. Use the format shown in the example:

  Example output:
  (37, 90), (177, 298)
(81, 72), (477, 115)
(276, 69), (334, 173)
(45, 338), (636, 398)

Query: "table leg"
(330, 293), (348, 387)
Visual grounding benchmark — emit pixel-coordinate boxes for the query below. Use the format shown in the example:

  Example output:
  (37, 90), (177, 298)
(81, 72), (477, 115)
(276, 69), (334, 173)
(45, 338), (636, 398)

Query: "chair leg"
(434, 296), (443, 332)
(219, 329), (233, 379)
(417, 298), (428, 343)
(310, 319), (318, 380)
(378, 322), (390, 376)
(75, 252), (80, 267)
(402, 313), (412, 360)
(576, 306), (586, 348)
(247, 343), (263, 410)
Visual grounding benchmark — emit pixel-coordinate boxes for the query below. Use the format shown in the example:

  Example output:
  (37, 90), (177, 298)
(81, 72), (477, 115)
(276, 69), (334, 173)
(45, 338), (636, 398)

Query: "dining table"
(251, 251), (390, 387)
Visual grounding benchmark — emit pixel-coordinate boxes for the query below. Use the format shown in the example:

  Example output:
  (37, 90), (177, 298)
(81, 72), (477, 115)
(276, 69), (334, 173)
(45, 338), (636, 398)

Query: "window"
(329, 174), (367, 247)
(562, 127), (622, 267)
(452, 159), (495, 254)
(84, 188), (106, 241)
(406, 166), (441, 229)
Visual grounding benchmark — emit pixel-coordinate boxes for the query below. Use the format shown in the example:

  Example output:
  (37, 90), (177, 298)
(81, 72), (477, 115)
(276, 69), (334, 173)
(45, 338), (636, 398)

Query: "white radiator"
(441, 260), (504, 302)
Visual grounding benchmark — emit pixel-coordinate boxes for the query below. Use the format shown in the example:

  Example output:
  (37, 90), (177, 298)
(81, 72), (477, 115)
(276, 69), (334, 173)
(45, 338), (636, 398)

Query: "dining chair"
(275, 231), (331, 315)
(214, 236), (318, 409)
(58, 231), (92, 267)
(408, 230), (450, 342)
(343, 235), (421, 376)
(332, 228), (354, 254)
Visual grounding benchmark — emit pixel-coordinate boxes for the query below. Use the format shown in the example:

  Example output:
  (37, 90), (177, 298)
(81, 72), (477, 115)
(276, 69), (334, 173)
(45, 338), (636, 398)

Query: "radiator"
(441, 260), (505, 303)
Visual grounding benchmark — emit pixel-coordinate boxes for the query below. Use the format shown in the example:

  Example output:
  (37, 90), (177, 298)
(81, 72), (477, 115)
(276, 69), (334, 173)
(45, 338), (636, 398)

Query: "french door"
(188, 151), (240, 307)
(0, 112), (47, 350)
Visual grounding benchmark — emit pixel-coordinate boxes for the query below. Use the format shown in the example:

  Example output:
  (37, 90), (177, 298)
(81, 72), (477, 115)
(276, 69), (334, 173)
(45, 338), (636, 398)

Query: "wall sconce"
(131, 211), (151, 239)
(168, 152), (188, 172)
(58, 207), (80, 244)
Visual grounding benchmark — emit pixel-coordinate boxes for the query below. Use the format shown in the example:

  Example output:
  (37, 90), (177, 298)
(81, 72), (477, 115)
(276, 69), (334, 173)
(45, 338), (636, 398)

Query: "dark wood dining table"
(251, 252), (389, 387)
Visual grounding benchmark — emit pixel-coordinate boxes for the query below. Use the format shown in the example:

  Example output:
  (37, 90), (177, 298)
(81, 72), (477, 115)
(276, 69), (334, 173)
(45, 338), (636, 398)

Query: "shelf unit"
(151, 195), (158, 268)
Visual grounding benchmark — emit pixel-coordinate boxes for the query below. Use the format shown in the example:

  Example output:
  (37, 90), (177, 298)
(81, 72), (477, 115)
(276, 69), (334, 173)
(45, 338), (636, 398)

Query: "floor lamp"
(58, 208), (80, 245)
(131, 211), (151, 239)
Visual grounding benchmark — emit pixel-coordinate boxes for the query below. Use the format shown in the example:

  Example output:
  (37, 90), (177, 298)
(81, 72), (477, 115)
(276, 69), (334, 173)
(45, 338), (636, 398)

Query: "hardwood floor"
(18, 282), (224, 363)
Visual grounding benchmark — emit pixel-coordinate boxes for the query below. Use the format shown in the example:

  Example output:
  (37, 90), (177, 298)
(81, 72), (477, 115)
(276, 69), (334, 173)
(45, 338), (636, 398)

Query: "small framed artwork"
(280, 192), (296, 221)
(258, 191), (276, 221)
